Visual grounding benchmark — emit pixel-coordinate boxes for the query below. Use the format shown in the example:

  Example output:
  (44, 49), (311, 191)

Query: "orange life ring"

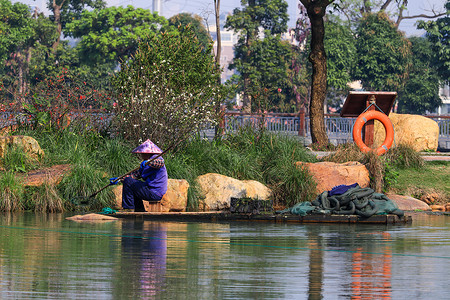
(352, 110), (394, 156)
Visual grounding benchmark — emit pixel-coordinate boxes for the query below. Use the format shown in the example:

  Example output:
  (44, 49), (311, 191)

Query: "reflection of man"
(118, 221), (167, 298)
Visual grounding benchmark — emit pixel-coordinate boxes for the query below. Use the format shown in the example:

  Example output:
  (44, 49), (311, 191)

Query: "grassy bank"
(1, 126), (318, 212)
(1, 125), (448, 212)
(389, 161), (450, 202)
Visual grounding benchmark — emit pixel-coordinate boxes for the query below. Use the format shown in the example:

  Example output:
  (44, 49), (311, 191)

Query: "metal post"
(298, 107), (305, 136)
(363, 95), (376, 147)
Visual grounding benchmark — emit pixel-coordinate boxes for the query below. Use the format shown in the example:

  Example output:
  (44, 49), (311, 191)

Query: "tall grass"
(385, 144), (424, 169)
(166, 128), (318, 208)
(30, 182), (65, 213)
(9, 124), (318, 210)
(58, 163), (116, 211)
(11, 125), (130, 211)
(0, 171), (24, 211)
(1, 143), (40, 172)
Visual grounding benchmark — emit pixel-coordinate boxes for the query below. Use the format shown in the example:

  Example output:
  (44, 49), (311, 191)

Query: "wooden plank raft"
(112, 211), (412, 224)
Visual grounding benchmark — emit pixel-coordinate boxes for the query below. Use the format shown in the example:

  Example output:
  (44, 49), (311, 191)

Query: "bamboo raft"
(112, 211), (412, 224)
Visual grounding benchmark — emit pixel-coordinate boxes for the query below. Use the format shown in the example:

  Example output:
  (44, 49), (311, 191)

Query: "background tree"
(397, 37), (442, 114)
(48, 0), (106, 50)
(333, 0), (446, 27)
(353, 12), (411, 92)
(0, 0), (57, 104)
(299, 0), (334, 146)
(64, 6), (169, 65)
(418, 1), (450, 84)
(225, 0), (289, 113)
(324, 17), (356, 111)
(168, 13), (212, 49)
(112, 28), (227, 148)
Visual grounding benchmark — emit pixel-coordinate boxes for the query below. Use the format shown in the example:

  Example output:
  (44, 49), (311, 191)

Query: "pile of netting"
(278, 184), (404, 217)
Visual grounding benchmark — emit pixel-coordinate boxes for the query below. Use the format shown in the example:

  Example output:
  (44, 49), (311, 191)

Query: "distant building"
(435, 84), (450, 115)
(208, 25), (238, 84)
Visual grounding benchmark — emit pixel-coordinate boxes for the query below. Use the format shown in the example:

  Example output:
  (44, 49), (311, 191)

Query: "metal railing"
(2, 110), (450, 148)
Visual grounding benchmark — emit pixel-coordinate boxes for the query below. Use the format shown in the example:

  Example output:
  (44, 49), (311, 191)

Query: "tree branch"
(396, 11), (446, 26)
(380, 0), (394, 11)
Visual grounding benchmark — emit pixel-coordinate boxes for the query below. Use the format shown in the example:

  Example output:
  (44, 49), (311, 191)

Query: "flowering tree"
(22, 68), (111, 130)
(112, 27), (226, 148)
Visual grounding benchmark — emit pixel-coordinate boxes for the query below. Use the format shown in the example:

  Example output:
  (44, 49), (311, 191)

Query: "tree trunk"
(304, 2), (330, 146)
(214, 0), (221, 68)
(51, 0), (65, 50)
(214, 0), (223, 138)
(242, 0), (257, 113)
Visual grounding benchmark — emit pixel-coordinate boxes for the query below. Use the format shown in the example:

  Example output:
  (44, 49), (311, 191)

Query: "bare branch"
(396, 11), (446, 26)
(380, 0), (394, 11)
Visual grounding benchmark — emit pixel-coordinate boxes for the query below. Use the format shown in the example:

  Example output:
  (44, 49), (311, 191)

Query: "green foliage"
(168, 13), (212, 49)
(226, 0), (289, 35)
(382, 158), (399, 192)
(0, 171), (24, 211)
(112, 27), (225, 148)
(65, 5), (169, 64)
(96, 137), (138, 176)
(28, 42), (114, 92)
(225, 0), (290, 112)
(0, 0), (35, 63)
(397, 37), (442, 114)
(1, 144), (39, 173)
(51, 0), (106, 28)
(353, 12), (411, 91)
(0, 0), (54, 102)
(324, 18), (356, 91)
(418, 1), (450, 84)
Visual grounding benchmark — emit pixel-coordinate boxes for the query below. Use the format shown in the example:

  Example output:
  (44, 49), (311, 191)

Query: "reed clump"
(31, 181), (65, 213)
(0, 171), (24, 212)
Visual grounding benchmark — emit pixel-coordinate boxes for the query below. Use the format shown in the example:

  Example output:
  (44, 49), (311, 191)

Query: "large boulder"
(374, 113), (439, 151)
(386, 194), (431, 211)
(196, 173), (272, 211)
(113, 178), (189, 212)
(297, 161), (370, 194)
(0, 135), (44, 162)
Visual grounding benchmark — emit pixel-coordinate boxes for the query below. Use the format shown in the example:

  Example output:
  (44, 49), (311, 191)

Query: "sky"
(13, 0), (448, 37)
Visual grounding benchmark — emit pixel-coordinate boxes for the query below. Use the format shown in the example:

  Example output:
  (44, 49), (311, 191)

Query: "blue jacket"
(139, 155), (168, 199)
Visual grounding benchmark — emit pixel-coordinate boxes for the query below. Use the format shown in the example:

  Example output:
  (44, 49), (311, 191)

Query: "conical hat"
(131, 139), (163, 154)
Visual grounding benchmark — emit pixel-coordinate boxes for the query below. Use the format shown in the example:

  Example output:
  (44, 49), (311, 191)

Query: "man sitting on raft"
(122, 139), (168, 212)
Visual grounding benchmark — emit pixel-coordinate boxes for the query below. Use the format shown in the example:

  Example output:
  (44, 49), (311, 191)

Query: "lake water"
(0, 212), (448, 299)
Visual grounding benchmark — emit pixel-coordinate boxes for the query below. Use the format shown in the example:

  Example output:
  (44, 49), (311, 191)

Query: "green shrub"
(112, 27), (227, 148)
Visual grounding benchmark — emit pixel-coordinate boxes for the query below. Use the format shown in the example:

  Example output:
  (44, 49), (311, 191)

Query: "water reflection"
(115, 221), (167, 298)
(307, 226), (324, 300)
(349, 233), (392, 300)
(0, 213), (448, 299)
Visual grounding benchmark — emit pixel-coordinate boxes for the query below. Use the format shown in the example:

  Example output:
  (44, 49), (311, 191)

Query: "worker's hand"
(109, 177), (120, 185)
(140, 160), (148, 169)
